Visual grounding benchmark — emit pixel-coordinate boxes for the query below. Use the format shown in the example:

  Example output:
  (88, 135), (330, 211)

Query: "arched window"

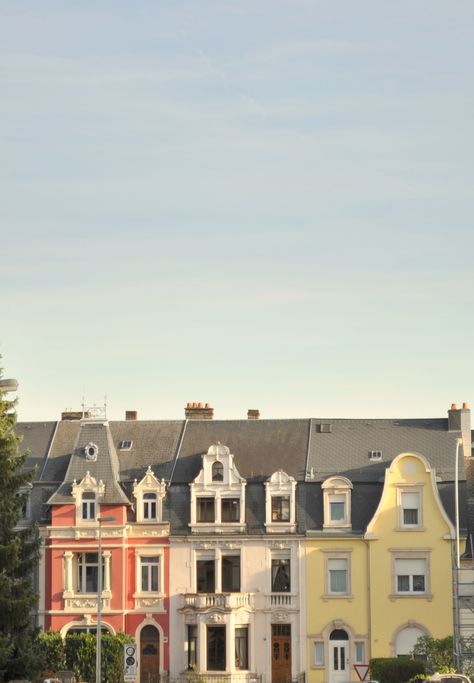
(395, 626), (425, 657)
(81, 492), (96, 520)
(212, 462), (224, 482)
(143, 493), (157, 520)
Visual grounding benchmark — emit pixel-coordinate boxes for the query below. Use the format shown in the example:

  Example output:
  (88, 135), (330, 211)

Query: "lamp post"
(96, 516), (116, 683)
(454, 438), (463, 672)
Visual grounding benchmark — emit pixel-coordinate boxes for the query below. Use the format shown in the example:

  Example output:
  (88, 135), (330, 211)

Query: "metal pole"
(454, 438), (462, 672)
(95, 516), (116, 683)
(96, 519), (103, 683)
(455, 438), (462, 570)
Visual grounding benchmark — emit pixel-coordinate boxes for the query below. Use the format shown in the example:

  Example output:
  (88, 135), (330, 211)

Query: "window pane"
(235, 627), (248, 669)
(413, 575), (425, 592)
(314, 642), (324, 666)
(403, 508), (418, 525)
(330, 569), (347, 593)
(197, 498), (215, 522)
(222, 499), (240, 522)
(187, 625), (197, 669)
(197, 559), (215, 593)
(355, 642), (365, 663)
(272, 559), (291, 592)
(272, 496), (290, 522)
(212, 462), (224, 481)
(397, 575), (410, 592)
(222, 556), (240, 592)
(207, 626), (226, 671)
(330, 501), (345, 521)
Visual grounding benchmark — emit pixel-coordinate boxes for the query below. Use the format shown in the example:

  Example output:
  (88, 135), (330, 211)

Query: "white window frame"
(71, 472), (105, 526)
(133, 467), (167, 524)
(143, 492), (157, 521)
(264, 470), (297, 533)
(397, 486), (423, 530)
(313, 640), (325, 667)
(140, 555), (160, 593)
(81, 492), (96, 521)
(323, 550), (352, 598)
(134, 549), (164, 597)
(354, 641), (365, 664)
(322, 477), (352, 530)
(390, 549), (431, 598)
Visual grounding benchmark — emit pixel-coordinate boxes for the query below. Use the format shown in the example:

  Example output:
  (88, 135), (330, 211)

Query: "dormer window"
(189, 443), (246, 532)
(265, 470), (297, 533)
(72, 472), (105, 525)
(133, 467), (167, 524)
(143, 492), (157, 521)
(396, 487), (423, 530)
(82, 492), (96, 521)
(322, 476), (353, 530)
(212, 462), (224, 481)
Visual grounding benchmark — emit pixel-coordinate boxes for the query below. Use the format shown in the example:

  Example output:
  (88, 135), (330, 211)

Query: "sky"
(1, 0), (474, 422)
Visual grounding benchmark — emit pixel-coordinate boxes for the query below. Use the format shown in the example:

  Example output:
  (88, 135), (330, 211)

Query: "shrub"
(370, 657), (425, 683)
(35, 631), (66, 675)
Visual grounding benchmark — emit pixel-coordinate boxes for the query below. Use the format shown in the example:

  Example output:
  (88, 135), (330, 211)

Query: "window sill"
(395, 526), (426, 532)
(265, 523), (296, 534)
(322, 593), (353, 601)
(190, 522), (246, 534)
(389, 592), (432, 601)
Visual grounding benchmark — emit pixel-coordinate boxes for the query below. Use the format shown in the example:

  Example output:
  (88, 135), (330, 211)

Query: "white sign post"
(124, 643), (137, 682)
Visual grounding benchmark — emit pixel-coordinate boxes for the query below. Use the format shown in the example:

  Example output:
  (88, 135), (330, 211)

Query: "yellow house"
(305, 408), (470, 683)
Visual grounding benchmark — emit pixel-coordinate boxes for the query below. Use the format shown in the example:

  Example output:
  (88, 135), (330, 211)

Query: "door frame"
(329, 629), (350, 683)
(137, 620), (164, 682)
(271, 623), (292, 683)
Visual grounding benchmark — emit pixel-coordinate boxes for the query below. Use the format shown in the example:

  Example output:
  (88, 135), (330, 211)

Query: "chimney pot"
(463, 402), (469, 410)
(247, 409), (260, 420)
(185, 402), (214, 420)
(451, 403), (457, 410)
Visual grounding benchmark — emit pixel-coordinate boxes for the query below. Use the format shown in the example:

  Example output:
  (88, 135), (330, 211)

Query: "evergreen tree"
(0, 366), (40, 682)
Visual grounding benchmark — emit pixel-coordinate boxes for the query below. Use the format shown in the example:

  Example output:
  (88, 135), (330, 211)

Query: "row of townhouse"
(17, 402), (474, 683)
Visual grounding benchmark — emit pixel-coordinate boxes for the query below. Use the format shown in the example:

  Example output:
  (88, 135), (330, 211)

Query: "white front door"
(330, 639), (349, 683)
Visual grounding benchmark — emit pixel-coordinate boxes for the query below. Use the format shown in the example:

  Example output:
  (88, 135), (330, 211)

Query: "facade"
(17, 402), (473, 683)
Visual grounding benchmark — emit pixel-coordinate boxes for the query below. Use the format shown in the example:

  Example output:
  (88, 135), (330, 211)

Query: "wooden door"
(272, 624), (291, 683)
(140, 625), (160, 683)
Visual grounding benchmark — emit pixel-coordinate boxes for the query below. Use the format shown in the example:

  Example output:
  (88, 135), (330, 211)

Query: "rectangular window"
(314, 641), (324, 666)
(197, 559), (215, 593)
(235, 627), (248, 670)
(81, 493), (96, 521)
(207, 626), (226, 671)
(395, 558), (427, 593)
(197, 497), (215, 523)
(328, 558), (348, 594)
(355, 642), (365, 664)
(143, 493), (157, 520)
(271, 559), (291, 592)
(330, 496), (346, 522)
(187, 625), (197, 670)
(402, 492), (420, 526)
(222, 498), (240, 522)
(77, 552), (100, 593)
(140, 556), (159, 592)
(271, 496), (290, 522)
(222, 555), (240, 592)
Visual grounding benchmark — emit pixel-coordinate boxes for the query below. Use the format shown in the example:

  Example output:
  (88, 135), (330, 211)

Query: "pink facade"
(43, 502), (170, 674)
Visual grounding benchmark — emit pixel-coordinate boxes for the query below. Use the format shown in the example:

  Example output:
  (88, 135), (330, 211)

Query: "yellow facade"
(307, 452), (454, 683)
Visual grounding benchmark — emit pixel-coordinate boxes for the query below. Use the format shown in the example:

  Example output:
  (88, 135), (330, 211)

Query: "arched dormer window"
(322, 476), (353, 529)
(264, 470), (297, 533)
(71, 471), (105, 525)
(133, 467), (167, 524)
(212, 461), (224, 482)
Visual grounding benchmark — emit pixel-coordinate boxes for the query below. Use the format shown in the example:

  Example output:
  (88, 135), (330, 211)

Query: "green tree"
(412, 635), (455, 674)
(0, 366), (41, 681)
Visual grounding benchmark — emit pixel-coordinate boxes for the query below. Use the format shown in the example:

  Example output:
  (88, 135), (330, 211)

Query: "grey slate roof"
(172, 419), (311, 483)
(48, 421), (130, 505)
(307, 418), (466, 482)
(15, 421), (57, 480)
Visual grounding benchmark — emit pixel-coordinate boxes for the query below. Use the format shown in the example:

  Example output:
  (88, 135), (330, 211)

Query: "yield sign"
(354, 664), (370, 681)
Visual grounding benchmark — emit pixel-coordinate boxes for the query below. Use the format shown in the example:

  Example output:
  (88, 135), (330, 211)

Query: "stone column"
(63, 551), (73, 595)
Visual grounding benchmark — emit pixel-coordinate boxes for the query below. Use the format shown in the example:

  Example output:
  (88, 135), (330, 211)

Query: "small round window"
(84, 443), (98, 461)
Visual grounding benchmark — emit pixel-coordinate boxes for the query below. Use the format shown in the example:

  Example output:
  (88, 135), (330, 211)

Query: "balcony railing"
(264, 593), (299, 610)
(182, 593), (253, 610)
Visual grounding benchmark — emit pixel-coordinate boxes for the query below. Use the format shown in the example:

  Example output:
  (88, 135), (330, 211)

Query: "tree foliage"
(412, 635), (455, 674)
(0, 365), (41, 682)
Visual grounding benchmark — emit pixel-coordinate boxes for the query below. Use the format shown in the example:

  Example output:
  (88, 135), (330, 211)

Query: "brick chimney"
(185, 402), (214, 420)
(247, 409), (260, 420)
(125, 410), (138, 421)
(448, 402), (471, 459)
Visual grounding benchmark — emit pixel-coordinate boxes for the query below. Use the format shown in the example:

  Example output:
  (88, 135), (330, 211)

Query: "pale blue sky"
(2, 1), (474, 421)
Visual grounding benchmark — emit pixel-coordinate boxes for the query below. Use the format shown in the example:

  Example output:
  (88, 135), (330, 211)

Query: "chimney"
(448, 402), (471, 459)
(126, 410), (138, 421)
(185, 402), (214, 420)
(61, 410), (90, 421)
(247, 409), (260, 420)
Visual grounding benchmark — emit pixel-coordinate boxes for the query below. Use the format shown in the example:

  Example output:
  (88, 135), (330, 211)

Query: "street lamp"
(96, 516), (116, 683)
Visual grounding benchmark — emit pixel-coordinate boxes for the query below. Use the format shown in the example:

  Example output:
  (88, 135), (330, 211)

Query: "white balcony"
(264, 593), (299, 611)
(182, 593), (253, 610)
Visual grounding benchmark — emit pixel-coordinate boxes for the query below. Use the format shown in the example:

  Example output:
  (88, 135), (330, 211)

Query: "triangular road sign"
(354, 664), (370, 681)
